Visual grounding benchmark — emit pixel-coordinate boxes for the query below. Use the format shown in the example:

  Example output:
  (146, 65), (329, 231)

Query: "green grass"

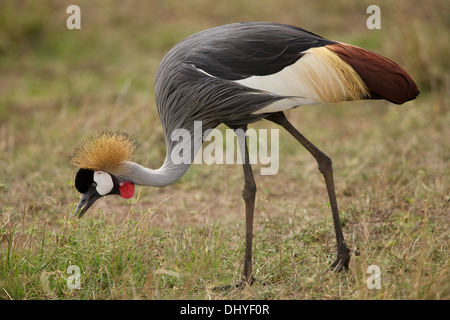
(0, 0), (449, 300)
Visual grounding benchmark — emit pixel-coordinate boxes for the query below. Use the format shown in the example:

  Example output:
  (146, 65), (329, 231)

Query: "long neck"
(119, 119), (210, 187)
(119, 160), (191, 187)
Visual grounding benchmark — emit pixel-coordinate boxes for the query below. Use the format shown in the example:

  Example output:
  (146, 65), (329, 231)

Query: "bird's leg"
(266, 112), (359, 272)
(215, 124), (256, 290)
(240, 131), (257, 286)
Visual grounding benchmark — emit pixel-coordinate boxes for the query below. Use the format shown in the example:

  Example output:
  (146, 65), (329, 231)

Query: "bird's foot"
(328, 242), (360, 273)
(213, 275), (256, 291)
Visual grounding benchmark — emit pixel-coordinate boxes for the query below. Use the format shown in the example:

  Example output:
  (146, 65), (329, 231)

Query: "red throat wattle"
(119, 182), (135, 199)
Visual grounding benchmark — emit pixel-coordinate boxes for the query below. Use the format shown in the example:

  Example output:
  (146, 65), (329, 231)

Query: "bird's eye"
(91, 182), (97, 188)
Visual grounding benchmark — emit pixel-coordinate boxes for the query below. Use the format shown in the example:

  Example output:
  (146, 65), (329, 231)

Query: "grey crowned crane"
(71, 22), (419, 287)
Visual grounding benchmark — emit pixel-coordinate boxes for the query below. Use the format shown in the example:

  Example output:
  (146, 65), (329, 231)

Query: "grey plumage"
(179, 22), (335, 80)
(155, 22), (333, 179)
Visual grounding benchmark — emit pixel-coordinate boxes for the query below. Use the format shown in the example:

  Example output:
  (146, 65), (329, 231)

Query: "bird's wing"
(181, 22), (418, 107)
(156, 22), (418, 131)
(182, 22), (369, 109)
(154, 22), (418, 159)
(185, 22), (336, 81)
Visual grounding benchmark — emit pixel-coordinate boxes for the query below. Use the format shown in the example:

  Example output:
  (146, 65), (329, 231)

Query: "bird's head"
(74, 168), (135, 218)
(72, 132), (136, 218)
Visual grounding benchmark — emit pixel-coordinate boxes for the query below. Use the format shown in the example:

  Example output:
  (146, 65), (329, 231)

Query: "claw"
(327, 242), (359, 273)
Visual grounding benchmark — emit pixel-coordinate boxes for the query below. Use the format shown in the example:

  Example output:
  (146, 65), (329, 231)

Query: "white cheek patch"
(93, 171), (114, 196)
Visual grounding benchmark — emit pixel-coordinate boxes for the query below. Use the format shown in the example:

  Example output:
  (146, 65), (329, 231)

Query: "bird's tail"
(325, 43), (419, 104)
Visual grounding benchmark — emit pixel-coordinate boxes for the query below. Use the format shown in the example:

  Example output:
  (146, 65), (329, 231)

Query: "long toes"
(327, 243), (358, 273)
(328, 257), (346, 273)
(334, 257), (350, 273)
(329, 258), (338, 270)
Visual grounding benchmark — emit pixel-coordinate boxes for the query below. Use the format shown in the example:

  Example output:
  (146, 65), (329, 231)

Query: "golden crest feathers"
(71, 132), (137, 174)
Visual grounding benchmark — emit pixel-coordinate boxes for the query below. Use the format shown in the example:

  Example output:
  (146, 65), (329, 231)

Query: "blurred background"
(1, 0), (448, 201)
(0, 0), (448, 299)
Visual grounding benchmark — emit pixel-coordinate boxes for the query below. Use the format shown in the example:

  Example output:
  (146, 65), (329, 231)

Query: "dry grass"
(0, 0), (449, 300)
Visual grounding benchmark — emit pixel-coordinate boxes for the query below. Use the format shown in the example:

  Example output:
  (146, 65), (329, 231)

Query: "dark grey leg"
(266, 112), (359, 272)
(215, 124), (256, 290)
(239, 128), (257, 283)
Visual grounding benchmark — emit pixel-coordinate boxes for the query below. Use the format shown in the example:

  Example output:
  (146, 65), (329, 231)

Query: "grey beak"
(75, 188), (101, 219)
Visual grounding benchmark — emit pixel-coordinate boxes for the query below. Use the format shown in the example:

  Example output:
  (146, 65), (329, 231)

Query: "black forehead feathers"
(75, 168), (94, 193)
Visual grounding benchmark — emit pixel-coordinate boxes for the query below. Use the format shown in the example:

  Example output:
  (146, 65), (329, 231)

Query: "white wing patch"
(234, 46), (368, 114)
(193, 47), (367, 115)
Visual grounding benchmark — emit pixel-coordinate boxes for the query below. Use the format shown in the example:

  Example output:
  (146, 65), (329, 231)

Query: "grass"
(0, 0), (449, 300)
